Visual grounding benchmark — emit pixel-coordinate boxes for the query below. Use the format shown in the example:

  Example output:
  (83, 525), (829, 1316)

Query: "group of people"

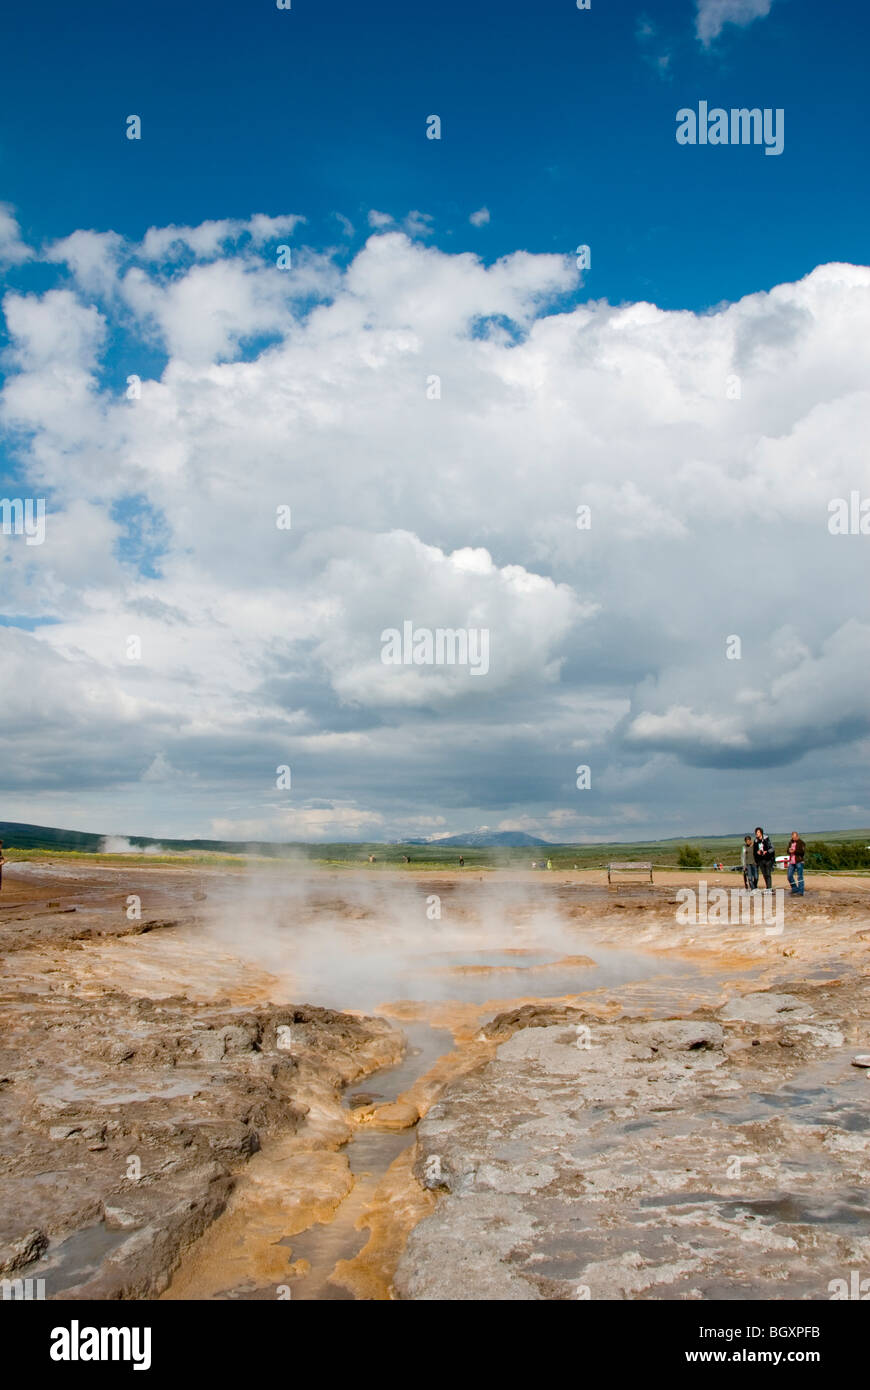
(741, 827), (806, 896)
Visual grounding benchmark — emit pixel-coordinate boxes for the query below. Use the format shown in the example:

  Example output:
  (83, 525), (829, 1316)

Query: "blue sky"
(1, 0), (867, 313)
(1, 0), (869, 844)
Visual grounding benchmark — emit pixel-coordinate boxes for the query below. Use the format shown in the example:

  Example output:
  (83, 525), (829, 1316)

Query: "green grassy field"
(3, 824), (869, 873)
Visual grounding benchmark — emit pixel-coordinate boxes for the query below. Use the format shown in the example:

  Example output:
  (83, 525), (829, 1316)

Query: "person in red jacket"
(787, 831), (806, 896)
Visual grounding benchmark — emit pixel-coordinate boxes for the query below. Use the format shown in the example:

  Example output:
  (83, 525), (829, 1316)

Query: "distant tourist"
(742, 835), (758, 892)
(546, 858), (553, 870)
(753, 827), (775, 890)
(787, 832), (806, 896)
(458, 855), (464, 867)
(0, 839), (4, 892)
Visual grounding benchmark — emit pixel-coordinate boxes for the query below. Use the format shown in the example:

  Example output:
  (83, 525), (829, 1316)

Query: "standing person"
(458, 855), (464, 868)
(753, 827), (775, 890)
(0, 839), (4, 893)
(546, 858), (553, 871)
(742, 835), (758, 892)
(787, 831), (806, 896)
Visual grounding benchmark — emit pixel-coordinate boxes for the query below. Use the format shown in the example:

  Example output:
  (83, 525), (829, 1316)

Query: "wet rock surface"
(396, 980), (870, 1300)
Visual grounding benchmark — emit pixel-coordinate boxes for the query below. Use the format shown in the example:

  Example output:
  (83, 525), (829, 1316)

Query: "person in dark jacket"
(753, 827), (775, 890)
(787, 831), (806, 896)
(741, 835), (758, 891)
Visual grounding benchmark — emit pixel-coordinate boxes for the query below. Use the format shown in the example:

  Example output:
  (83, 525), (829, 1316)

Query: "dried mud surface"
(1, 862), (868, 1300)
(0, 865), (401, 1298)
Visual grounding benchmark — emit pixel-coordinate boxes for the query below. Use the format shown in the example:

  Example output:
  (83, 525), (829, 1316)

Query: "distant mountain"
(425, 831), (552, 848)
(0, 820), (556, 854)
(0, 821), (108, 852)
(0, 820), (553, 855)
(0, 820), (228, 853)
(4, 819), (867, 859)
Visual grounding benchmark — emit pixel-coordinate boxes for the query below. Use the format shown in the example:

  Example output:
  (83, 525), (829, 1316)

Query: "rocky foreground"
(398, 981), (870, 1300)
(0, 868), (401, 1298)
(1, 862), (868, 1300)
